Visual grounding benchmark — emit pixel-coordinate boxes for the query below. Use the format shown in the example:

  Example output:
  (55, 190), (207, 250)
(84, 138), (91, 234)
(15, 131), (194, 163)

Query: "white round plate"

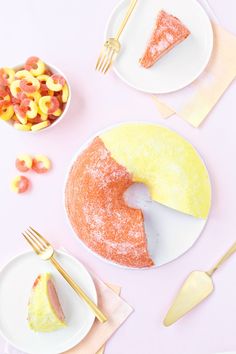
(106, 0), (213, 93)
(65, 122), (211, 269)
(0, 251), (97, 354)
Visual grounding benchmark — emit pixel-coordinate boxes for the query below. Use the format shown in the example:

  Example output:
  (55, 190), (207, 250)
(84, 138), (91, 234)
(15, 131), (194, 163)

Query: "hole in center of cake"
(124, 183), (159, 263)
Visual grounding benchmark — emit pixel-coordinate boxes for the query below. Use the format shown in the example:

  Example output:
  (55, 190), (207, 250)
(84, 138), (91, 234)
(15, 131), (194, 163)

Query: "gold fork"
(23, 226), (107, 323)
(96, 0), (137, 74)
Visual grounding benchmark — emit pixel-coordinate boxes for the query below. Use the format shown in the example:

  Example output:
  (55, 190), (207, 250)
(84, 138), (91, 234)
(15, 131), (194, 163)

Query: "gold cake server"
(164, 241), (236, 326)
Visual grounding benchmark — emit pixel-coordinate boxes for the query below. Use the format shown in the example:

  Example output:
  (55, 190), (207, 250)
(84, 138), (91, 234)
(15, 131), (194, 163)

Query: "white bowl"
(2, 61), (71, 133)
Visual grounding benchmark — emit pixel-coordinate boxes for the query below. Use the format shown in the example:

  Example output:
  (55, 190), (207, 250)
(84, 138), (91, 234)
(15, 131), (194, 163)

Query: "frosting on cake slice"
(140, 10), (190, 68)
(28, 273), (66, 332)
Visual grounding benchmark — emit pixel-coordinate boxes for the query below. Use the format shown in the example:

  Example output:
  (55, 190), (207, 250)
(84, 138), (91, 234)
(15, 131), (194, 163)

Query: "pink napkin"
(63, 277), (132, 354)
(152, 0), (236, 127)
(4, 272), (133, 354)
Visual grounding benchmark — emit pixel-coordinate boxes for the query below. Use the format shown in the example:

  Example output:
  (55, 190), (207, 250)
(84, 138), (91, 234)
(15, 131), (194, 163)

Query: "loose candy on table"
(32, 155), (51, 173)
(15, 154), (33, 172)
(10, 175), (30, 193)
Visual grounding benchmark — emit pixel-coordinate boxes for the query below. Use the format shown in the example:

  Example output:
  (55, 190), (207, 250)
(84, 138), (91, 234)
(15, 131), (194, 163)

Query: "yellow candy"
(31, 120), (50, 131)
(15, 113), (27, 125)
(39, 96), (51, 114)
(14, 122), (32, 131)
(0, 67), (15, 84)
(52, 108), (62, 117)
(37, 74), (49, 83)
(0, 104), (14, 121)
(27, 91), (41, 103)
(26, 100), (38, 119)
(38, 106), (48, 121)
(15, 70), (33, 80)
(29, 59), (45, 76)
(20, 76), (40, 93)
(10, 80), (22, 98)
(46, 76), (62, 92)
(62, 83), (69, 103)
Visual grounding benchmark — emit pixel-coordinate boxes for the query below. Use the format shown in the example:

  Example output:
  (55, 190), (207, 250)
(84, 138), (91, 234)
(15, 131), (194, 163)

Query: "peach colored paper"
(153, 23), (236, 127)
(95, 285), (121, 354)
(63, 278), (132, 354)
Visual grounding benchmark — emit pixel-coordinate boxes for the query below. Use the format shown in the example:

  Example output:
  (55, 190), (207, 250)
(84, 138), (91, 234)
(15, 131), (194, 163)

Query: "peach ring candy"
(19, 76), (40, 93)
(21, 98), (38, 119)
(10, 175), (30, 193)
(46, 74), (65, 92)
(31, 120), (50, 132)
(26, 91), (41, 103)
(15, 154), (33, 172)
(14, 122), (32, 131)
(13, 104), (28, 124)
(10, 80), (23, 98)
(39, 96), (59, 114)
(62, 83), (69, 103)
(28, 114), (43, 124)
(37, 74), (49, 91)
(0, 87), (10, 102)
(0, 67), (15, 85)
(15, 70), (33, 80)
(0, 103), (14, 121)
(37, 106), (48, 121)
(32, 155), (51, 173)
(25, 57), (45, 76)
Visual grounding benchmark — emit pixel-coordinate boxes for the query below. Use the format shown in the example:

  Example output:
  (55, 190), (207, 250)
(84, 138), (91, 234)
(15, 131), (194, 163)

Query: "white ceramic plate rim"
(0, 250), (97, 354)
(105, 0), (213, 94)
(64, 121), (212, 270)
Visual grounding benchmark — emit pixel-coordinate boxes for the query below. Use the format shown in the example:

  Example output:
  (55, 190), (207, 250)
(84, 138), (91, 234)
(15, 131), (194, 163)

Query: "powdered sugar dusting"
(140, 10), (190, 68)
(65, 137), (154, 268)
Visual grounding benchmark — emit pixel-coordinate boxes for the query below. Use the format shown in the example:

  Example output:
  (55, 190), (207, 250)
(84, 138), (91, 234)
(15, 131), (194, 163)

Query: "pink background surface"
(0, 1), (236, 353)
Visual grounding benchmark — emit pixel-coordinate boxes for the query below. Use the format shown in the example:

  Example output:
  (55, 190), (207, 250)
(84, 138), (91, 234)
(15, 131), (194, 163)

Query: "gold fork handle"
(50, 256), (107, 323)
(207, 242), (236, 276)
(115, 0), (137, 40)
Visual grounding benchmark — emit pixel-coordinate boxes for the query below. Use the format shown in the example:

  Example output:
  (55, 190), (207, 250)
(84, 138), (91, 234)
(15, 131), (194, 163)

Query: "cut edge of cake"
(28, 273), (66, 332)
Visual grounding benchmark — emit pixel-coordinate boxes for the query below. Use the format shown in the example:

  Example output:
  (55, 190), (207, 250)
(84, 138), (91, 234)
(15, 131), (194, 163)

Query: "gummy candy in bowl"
(0, 57), (71, 133)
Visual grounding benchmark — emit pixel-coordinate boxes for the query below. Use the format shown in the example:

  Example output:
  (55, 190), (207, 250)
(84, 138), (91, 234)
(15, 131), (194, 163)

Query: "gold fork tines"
(96, 0), (137, 74)
(23, 227), (107, 323)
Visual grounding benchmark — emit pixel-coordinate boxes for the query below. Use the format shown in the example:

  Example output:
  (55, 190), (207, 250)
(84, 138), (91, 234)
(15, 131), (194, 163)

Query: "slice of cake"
(140, 10), (190, 68)
(28, 273), (66, 332)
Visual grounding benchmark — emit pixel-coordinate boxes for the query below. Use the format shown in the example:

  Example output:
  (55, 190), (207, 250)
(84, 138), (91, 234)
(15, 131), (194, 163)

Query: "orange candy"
(10, 175), (30, 193)
(15, 154), (33, 172)
(32, 155), (51, 173)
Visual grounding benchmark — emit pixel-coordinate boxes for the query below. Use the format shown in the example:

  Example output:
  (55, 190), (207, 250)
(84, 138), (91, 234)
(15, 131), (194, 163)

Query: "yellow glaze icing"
(100, 123), (211, 219)
(28, 273), (65, 332)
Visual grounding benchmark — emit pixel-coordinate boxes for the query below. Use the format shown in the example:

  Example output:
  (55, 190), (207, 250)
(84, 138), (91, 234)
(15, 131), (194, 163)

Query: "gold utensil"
(95, 0), (137, 74)
(23, 226), (107, 323)
(164, 241), (236, 326)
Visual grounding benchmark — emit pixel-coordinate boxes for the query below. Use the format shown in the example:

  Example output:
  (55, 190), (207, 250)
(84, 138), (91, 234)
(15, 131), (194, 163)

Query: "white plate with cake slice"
(105, 0), (213, 93)
(0, 251), (97, 354)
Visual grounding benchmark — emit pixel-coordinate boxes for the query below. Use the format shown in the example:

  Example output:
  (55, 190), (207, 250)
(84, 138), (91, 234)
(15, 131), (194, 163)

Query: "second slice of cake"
(140, 10), (190, 68)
